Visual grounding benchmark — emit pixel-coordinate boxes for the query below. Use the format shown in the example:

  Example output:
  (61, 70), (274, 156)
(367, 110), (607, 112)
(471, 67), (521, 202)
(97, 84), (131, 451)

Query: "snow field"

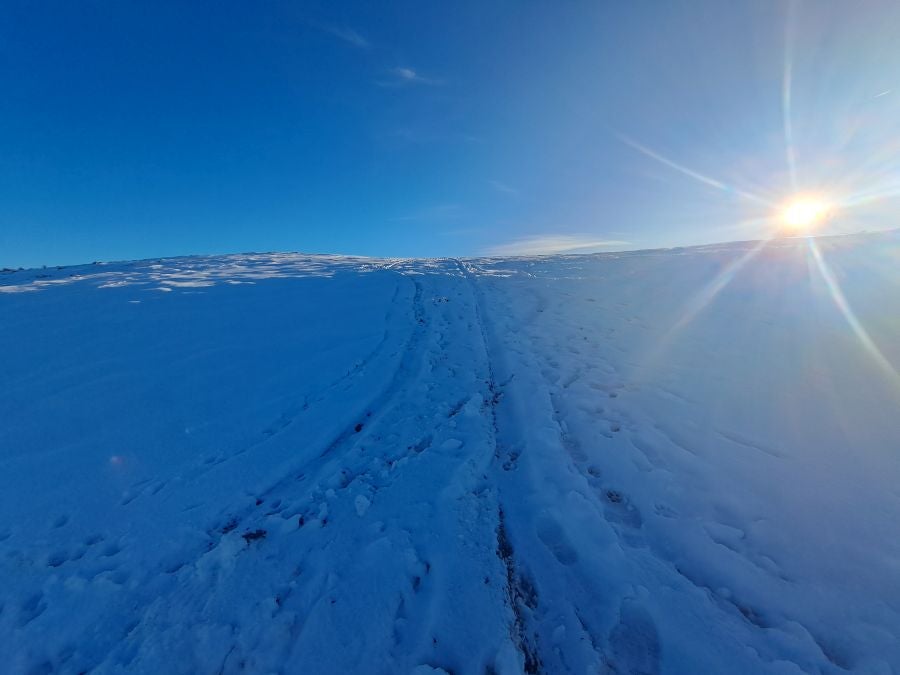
(2, 233), (899, 673)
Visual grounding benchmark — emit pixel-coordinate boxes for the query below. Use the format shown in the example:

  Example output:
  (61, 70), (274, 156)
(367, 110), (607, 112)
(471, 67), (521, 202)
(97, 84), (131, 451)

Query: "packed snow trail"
(1, 232), (899, 674)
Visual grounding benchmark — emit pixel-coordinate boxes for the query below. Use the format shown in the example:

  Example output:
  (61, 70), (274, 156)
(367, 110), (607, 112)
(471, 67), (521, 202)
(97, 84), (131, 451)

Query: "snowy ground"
(1, 232), (899, 674)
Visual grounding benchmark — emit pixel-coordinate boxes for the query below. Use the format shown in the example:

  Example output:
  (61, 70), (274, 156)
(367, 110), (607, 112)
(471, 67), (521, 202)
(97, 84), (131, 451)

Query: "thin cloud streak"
(390, 204), (463, 222)
(384, 128), (480, 145)
(484, 235), (629, 257)
(376, 67), (443, 87)
(489, 180), (519, 196)
(315, 23), (370, 49)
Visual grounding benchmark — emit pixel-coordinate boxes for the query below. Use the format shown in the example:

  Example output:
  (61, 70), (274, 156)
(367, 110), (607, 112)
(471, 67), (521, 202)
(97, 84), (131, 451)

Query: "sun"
(781, 196), (831, 233)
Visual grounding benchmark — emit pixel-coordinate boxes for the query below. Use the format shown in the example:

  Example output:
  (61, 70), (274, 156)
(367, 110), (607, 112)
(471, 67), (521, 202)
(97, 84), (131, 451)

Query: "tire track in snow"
(211, 274), (429, 532)
(118, 273), (411, 505)
(207, 264), (510, 673)
(74, 272), (436, 670)
(474, 259), (831, 675)
(462, 260), (662, 674)
(457, 259), (544, 674)
(93, 265), (513, 673)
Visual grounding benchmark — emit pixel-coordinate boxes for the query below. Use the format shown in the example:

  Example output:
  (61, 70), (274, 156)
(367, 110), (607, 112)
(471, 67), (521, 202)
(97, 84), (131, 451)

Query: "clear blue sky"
(3, 0), (900, 268)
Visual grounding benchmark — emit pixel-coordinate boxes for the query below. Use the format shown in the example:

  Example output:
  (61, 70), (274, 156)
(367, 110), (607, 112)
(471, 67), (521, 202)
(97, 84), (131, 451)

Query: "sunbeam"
(632, 237), (774, 382)
(809, 238), (900, 395)
(839, 180), (900, 209)
(782, 0), (800, 193)
(665, 237), (771, 339)
(616, 134), (776, 207)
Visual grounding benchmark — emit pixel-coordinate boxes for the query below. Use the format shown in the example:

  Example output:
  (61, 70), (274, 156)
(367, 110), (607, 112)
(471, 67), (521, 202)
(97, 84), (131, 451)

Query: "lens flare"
(782, 197), (830, 232)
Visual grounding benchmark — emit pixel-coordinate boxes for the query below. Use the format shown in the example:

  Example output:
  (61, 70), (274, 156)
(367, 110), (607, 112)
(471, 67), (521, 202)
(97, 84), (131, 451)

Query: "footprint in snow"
(18, 593), (47, 627)
(100, 541), (123, 557)
(535, 513), (578, 566)
(604, 490), (644, 531)
(241, 529), (267, 544)
(46, 551), (68, 568)
(608, 599), (661, 675)
(354, 495), (371, 517)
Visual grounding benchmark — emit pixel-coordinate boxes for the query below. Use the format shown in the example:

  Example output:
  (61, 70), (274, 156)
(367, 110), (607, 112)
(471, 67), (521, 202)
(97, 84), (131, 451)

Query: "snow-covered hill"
(2, 232), (899, 674)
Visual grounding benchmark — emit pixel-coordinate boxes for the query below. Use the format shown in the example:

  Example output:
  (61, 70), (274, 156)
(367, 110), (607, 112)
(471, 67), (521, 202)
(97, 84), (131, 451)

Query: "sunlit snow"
(1, 232), (899, 674)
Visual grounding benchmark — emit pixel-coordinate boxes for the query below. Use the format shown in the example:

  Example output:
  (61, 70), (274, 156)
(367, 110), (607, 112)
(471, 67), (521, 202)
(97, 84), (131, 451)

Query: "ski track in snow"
(2, 233), (900, 674)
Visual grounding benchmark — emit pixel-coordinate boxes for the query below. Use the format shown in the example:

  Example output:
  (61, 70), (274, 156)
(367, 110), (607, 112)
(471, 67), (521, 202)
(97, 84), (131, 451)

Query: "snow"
(354, 495), (371, 517)
(1, 233), (899, 674)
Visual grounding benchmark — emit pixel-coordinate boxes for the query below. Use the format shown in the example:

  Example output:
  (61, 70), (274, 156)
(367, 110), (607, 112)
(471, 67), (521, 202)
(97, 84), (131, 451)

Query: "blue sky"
(3, 0), (900, 268)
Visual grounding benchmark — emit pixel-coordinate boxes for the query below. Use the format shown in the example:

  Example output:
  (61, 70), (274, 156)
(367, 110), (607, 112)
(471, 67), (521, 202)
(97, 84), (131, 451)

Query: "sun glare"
(781, 197), (830, 233)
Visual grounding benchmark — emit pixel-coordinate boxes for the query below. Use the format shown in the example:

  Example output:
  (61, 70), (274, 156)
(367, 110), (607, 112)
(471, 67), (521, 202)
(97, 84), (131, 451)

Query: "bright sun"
(781, 197), (830, 233)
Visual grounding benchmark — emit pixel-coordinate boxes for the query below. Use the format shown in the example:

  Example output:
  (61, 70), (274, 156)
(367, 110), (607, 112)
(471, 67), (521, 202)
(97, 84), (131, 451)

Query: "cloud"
(390, 204), (463, 222)
(316, 23), (370, 49)
(377, 67), (442, 87)
(440, 227), (481, 236)
(484, 235), (630, 257)
(489, 180), (519, 196)
(384, 128), (481, 145)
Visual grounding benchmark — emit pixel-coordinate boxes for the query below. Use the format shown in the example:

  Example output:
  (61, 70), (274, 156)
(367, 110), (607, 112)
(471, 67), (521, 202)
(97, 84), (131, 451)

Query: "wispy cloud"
(390, 203), (463, 222)
(376, 67), (442, 87)
(384, 128), (481, 146)
(489, 180), (519, 196)
(315, 22), (370, 49)
(440, 226), (481, 236)
(484, 235), (629, 257)
(388, 128), (440, 144)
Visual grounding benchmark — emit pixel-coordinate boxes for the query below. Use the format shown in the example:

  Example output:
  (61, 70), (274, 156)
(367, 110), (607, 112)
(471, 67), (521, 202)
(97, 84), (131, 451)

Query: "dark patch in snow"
(496, 508), (542, 674)
(241, 529), (267, 544)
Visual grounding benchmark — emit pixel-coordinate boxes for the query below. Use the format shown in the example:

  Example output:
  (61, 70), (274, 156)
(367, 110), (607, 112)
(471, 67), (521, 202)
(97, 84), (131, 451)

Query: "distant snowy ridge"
(2, 231), (899, 674)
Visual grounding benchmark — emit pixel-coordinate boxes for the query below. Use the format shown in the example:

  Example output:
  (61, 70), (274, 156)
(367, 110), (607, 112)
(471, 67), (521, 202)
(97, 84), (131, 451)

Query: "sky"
(3, 0), (900, 268)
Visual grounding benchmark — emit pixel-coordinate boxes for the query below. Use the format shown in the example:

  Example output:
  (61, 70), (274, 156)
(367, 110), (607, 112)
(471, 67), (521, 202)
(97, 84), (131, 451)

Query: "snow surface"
(1, 233), (899, 674)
